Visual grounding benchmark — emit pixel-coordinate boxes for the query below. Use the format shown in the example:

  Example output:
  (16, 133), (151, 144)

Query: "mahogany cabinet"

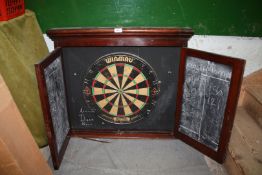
(35, 28), (245, 169)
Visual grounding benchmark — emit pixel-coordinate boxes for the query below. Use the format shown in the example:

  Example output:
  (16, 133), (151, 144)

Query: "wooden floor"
(224, 69), (262, 175)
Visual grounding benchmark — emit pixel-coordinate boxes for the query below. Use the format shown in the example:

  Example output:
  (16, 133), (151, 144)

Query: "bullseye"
(118, 89), (124, 94)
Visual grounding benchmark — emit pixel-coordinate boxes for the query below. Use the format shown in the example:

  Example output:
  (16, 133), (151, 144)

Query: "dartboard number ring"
(83, 53), (160, 124)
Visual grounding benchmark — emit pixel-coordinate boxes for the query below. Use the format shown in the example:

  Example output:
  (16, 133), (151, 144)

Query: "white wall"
(188, 35), (262, 76)
(44, 34), (262, 76)
(44, 34), (54, 52)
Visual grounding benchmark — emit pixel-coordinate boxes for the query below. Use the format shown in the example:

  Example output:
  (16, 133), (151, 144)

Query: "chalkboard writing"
(179, 56), (232, 151)
(44, 57), (70, 152)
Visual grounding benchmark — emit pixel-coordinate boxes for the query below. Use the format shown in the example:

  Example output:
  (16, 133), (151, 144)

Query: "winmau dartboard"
(83, 53), (160, 124)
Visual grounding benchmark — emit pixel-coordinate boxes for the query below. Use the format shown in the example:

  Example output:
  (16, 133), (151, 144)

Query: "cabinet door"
(35, 48), (70, 169)
(175, 48), (245, 163)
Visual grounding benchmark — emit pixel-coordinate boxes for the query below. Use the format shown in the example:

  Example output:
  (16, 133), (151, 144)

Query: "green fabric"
(0, 10), (49, 147)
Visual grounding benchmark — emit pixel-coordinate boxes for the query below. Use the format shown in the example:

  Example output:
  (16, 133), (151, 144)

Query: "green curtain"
(0, 10), (49, 147)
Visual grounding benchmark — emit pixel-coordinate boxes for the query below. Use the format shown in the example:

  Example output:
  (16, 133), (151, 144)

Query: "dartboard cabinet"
(35, 28), (245, 169)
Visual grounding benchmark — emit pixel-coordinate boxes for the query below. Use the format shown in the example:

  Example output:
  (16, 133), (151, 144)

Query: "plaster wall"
(189, 35), (262, 76)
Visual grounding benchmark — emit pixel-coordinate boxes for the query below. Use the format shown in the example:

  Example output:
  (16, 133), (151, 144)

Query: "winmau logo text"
(105, 55), (133, 64)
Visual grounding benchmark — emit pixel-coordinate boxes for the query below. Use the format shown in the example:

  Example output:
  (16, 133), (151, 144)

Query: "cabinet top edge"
(47, 27), (194, 38)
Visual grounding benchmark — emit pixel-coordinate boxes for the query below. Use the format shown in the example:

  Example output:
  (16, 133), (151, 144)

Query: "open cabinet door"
(35, 48), (70, 169)
(175, 48), (245, 163)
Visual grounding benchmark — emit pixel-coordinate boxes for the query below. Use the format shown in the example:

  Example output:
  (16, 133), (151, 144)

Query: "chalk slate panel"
(44, 57), (70, 152)
(62, 47), (180, 132)
(179, 56), (232, 151)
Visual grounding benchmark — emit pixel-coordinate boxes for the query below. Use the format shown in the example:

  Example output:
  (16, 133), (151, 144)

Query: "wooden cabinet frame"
(35, 28), (245, 169)
(175, 48), (245, 163)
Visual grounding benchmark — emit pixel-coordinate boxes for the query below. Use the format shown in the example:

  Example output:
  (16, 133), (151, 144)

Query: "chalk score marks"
(44, 57), (70, 153)
(178, 56), (232, 151)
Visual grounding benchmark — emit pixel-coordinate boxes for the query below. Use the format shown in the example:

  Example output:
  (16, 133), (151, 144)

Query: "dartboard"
(83, 53), (160, 124)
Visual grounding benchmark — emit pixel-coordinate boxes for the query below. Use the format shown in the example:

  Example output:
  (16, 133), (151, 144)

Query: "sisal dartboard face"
(83, 53), (160, 124)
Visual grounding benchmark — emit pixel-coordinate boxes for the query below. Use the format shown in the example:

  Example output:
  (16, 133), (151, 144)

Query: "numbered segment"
(92, 63), (150, 117)
(83, 53), (160, 124)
